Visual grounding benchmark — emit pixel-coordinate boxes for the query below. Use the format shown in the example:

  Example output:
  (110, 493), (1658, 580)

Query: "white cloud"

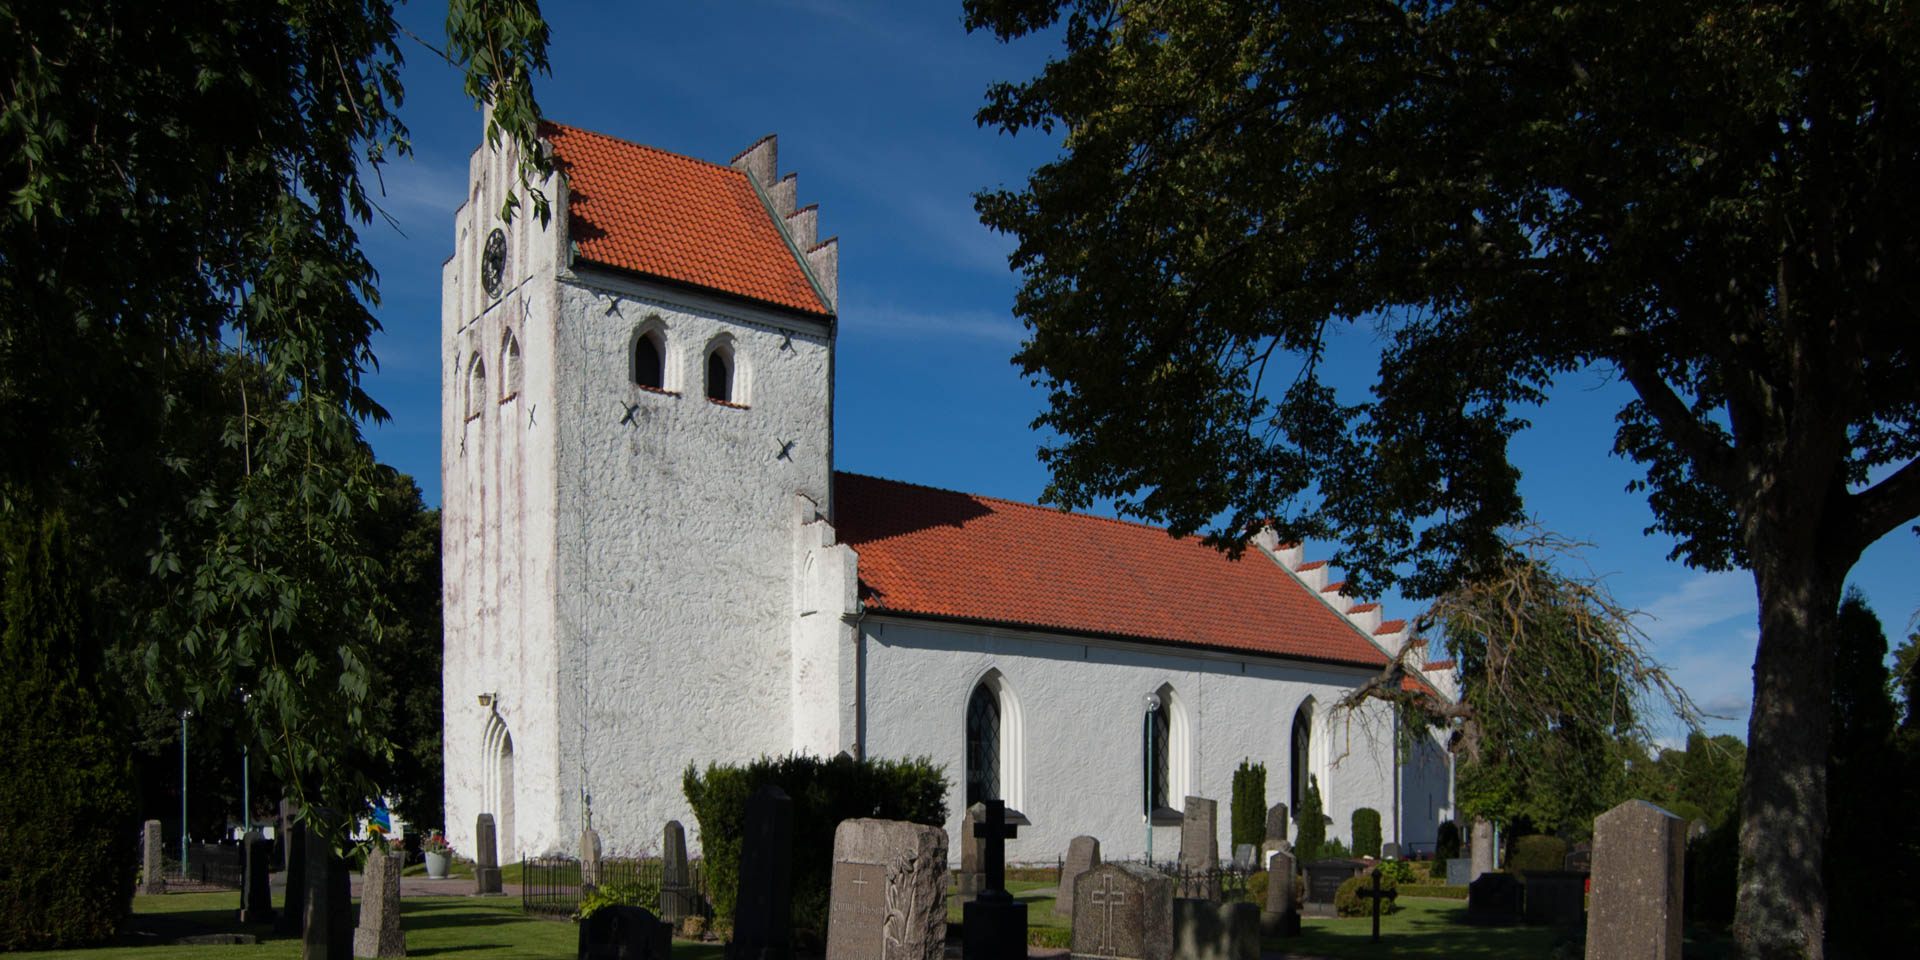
(841, 302), (1026, 344)
(364, 157), (468, 227)
(1631, 570), (1760, 740)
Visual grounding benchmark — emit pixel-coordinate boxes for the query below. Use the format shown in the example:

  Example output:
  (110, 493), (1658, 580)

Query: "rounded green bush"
(1436, 820), (1462, 861)
(1508, 834), (1568, 873)
(1351, 808), (1382, 859)
(1334, 872), (1400, 918)
(1377, 858), (1416, 884)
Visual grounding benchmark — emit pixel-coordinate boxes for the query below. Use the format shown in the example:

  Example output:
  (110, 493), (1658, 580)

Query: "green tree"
(1294, 774), (1328, 861)
(0, 1), (550, 842)
(965, 3), (1920, 954)
(0, 514), (136, 949)
(1231, 759), (1266, 852)
(1824, 589), (1911, 951)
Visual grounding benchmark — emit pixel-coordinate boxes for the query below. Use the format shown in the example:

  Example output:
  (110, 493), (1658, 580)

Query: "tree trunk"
(1734, 546), (1847, 959)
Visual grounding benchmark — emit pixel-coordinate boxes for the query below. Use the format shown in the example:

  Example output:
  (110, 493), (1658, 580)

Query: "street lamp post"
(1144, 692), (1161, 866)
(179, 708), (192, 878)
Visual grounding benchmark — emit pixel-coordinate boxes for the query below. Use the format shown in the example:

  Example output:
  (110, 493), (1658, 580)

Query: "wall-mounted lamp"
(477, 692), (494, 709)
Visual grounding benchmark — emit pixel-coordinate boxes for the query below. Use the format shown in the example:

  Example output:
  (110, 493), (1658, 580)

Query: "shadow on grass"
(407, 945), (512, 956)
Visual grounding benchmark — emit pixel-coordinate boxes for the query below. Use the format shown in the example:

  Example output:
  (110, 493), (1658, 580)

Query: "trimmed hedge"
(1334, 872), (1400, 917)
(1508, 834), (1567, 873)
(1352, 808), (1382, 859)
(1399, 883), (1469, 899)
(682, 753), (946, 936)
(1230, 760), (1266, 852)
(0, 514), (137, 950)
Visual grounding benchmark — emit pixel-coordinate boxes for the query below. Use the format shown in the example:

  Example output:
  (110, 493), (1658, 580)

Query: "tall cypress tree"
(1231, 759), (1266, 852)
(1826, 590), (1909, 951)
(0, 513), (136, 948)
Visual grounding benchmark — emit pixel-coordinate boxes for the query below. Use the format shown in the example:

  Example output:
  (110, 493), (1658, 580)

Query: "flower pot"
(425, 850), (451, 878)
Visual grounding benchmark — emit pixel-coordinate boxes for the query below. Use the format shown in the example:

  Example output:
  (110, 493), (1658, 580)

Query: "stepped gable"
(542, 122), (831, 317)
(832, 472), (1389, 667)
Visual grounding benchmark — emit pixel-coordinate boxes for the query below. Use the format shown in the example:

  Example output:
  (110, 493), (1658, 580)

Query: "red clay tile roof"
(833, 473), (1390, 667)
(1375, 619), (1408, 636)
(1425, 659), (1455, 671)
(542, 122), (830, 317)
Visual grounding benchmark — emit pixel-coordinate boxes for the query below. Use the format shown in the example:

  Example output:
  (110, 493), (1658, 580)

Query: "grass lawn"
(944, 877), (1070, 931)
(27, 891), (725, 960)
(1268, 897), (1738, 960)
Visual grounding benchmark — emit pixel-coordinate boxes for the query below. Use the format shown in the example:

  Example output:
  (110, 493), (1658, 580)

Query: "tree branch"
(1615, 343), (1740, 492)
(1839, 456), (1920, 559)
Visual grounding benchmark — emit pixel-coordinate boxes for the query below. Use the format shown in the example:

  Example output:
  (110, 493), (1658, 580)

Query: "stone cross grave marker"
(824, 818), (948, 960)
(1178, 796), (1218, 870)
(577, 905), (671, 960)
(352, 850), (405, 958)
(1586, 799), (1686, 960)
(240, 830), (275, 924)
(140, 820), (166, 896)
(1055, 835), (1101, 918)
(1356, 871), (1393, 943)
(1069, 862), (1172, 960)
(1260, 849), (1299, 938)
(728, 785), (794, 960)
(660, 820), (695, 925)
(472, 814), (503, 895)
(962, 799), (1027, 960)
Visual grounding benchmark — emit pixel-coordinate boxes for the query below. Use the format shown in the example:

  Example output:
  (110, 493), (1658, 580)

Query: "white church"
(440, 119), (1459, 867)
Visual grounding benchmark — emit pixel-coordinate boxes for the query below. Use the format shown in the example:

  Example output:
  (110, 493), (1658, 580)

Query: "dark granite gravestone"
(1521, 870), (1588, 926)
(472, 813), (502, 896)
(577, 905), (671, 960)
(728, 785), (794, 960)
(1172, 899), (1259, 960)
(239, 830), (275, 924)
(825, 818), (948, 960)
(1178, 797), (1219, 871)
(1259, 849), (1300, 938)
(1302, 860), (1364, 917)
(301, 823), (351, 960)
(1587, 800), (1686, 960)
(1069, 862), (1173, 960)
(141, 820), (167, 896)
(1565, 844), (1592, 874)
(956, 805), (985, 895)
(961, 799), (1027, 960)
(659, 820), (694, 925)
(1465, 872), (1524, 925)
(276, 821), (308, 935)
(1055, 835), (1101, 918)
(1444, 857), (1473, 887)
(1379, 842), (1401, 861)
(352, 850), (406, 958)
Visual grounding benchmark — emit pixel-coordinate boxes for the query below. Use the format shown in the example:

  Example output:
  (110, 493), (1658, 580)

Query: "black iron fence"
(184, 842), (245, 888)
(521, 856), (710, 919)
(1106, 857), (1258, 903)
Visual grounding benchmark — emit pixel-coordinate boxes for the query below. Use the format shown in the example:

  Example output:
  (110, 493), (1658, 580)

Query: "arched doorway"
(481, 712), (516, 863)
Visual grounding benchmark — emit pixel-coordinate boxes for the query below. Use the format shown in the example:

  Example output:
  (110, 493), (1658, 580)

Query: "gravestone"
(659, 820), (695, 925)
(1564, 844), (1592, 874)
(1469, 817), (1496, 882)
(1302, 860), (1363, 917)
(1587, 800), (1686, 960)
(1231, 844), (1255, 870)
(1172, 899), (1258, 960)
(352, 850), (405, 958)
(1521, 870), (1587, 926)
(239, 830), (275, 924)
(580, 828), (602, 889)
(472, 813), (502, 896)
(1262, 804), (1289, 860)
(1054, 835), (1100, 918)
(302, 823), (351, 960)
(1465, 872), (1523, 925)
(1178, 796), (1218, 870)
(824, 818), (948, 960)
(1379, 842), (1400, 861)
(728, 785), (794, 960)
(1070, 862), (1173, 960)
(577, 905), (671, 959)
(1444, 857), (1473, 887)
(277, 820), (308, 935)
(140, 820), (166, 895)
(1355, 872), (1393, 943)
(1259, 850), (1299, 938)
(961, 799), (1026, 960)
(955, 805), (985, 895)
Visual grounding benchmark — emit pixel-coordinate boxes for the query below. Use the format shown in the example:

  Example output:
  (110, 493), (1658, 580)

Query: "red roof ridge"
(543, 120), (738, 174)
(1374, 619), (1407, 635)
(731, 133), (778, 165)
(1297, 559), (1327, 571)
(1347, 601), (1380, 614)
(1321, 580), (1346, 593)
(834, 470), (1189, 539)
(809, 236), (838, 252)
(1425, 659), (1455, 670)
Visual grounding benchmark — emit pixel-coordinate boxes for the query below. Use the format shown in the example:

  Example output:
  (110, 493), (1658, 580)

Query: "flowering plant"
(420, 831), (452, 856)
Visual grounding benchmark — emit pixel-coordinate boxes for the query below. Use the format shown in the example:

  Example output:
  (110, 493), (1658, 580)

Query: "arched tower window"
(966, 682), (1001, 807)
(465, 355), (486, 420)
(500, 330), (521, 401)
(634, 330), (665, 390)
(706, 343), (734, 403)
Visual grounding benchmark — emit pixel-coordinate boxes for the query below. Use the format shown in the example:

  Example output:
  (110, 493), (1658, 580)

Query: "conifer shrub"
(682, 752), (946, 937)
(1508, 834), (1568, 873)
(1334, 872), (1400, 917)
(1293, 775), (1329, 861)
(1230, 759), (1266, 852)
(1436, 820), (1462, 860)
(0, 514), (137, 949)
(1351, 808), (1382, 859)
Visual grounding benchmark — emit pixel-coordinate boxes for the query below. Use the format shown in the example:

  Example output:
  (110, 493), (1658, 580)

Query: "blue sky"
(357, 1), (1918, 745)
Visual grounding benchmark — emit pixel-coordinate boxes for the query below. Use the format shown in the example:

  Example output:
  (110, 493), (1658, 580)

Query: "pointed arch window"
(1144, 697), (1170, 814)
(966, 682), (1001, 807)
(500, 330), (522, 401)
(465, 355), (486, 421)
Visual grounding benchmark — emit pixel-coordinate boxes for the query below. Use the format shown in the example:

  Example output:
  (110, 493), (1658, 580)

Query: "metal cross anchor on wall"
(974, 799), (1019, 902)
(1357, 870), (1393, 943)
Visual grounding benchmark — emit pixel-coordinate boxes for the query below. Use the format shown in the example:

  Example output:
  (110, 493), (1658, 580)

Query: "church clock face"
(481, 228), (507, 297)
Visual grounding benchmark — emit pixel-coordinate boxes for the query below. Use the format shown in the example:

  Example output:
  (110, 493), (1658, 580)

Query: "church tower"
(442, 123), (843, 860)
